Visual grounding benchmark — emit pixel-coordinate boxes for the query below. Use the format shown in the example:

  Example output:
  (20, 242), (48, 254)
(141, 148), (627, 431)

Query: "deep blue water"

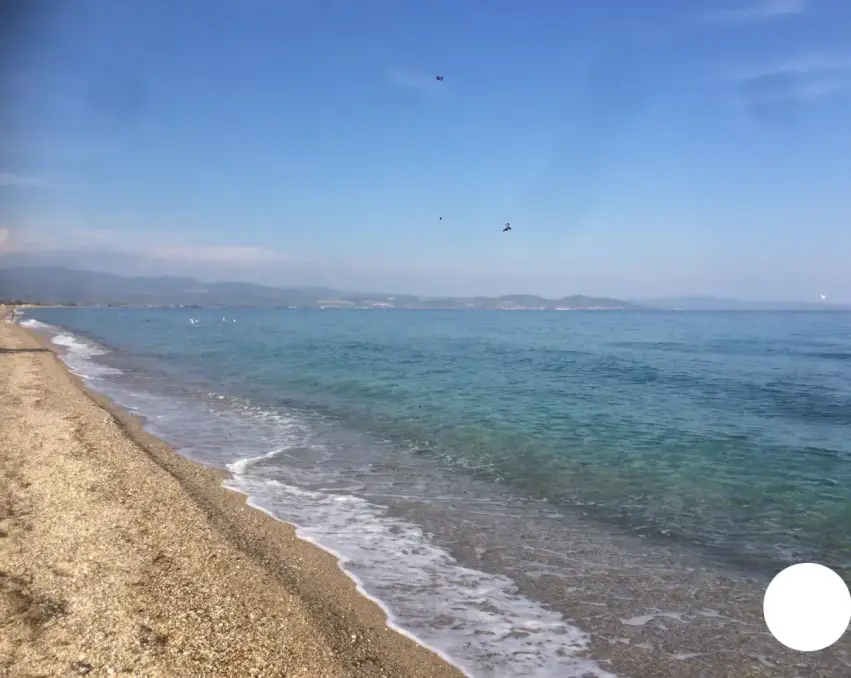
(21, 307), (851, 677)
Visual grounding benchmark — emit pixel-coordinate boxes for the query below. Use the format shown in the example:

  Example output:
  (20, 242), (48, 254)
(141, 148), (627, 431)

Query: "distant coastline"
(0, 266), (639, 310)
(1, 265), (848, 311)
(5, 302), (639, 311)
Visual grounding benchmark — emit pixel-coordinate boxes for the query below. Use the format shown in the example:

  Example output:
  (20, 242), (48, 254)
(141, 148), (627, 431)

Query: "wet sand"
(0, 316), (463, 678)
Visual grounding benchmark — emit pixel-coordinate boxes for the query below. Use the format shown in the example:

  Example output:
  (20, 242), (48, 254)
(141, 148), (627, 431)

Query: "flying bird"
(502, 222), (512, 232)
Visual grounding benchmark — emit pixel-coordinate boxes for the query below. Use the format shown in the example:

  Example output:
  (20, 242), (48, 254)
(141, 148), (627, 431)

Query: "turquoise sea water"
(22, 308), (851, 677)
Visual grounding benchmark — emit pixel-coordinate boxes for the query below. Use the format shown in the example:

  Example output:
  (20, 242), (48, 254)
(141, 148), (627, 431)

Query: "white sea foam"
(49, 332), (123, 378)
(52, 332), (107, 356)
(227, 447), (291, 475)
(19, 318), (52, 330)
(225, 468), (617, 678)
(23, 321), (617, 677)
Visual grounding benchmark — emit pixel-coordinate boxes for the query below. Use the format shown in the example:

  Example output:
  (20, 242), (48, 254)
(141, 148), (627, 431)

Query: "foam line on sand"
(0, 314), (463, 677)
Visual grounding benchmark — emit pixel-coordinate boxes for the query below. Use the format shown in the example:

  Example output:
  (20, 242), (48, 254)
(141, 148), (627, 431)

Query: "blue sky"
(1, 0), (850, 300)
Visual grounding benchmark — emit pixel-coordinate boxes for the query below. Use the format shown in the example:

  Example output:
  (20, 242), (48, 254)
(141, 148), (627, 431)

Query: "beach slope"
(0, 319), (462, 678)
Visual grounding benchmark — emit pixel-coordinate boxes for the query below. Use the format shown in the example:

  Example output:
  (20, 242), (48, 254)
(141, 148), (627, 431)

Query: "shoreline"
(1, 314), (464, 677)
(8, 308), (851, 678)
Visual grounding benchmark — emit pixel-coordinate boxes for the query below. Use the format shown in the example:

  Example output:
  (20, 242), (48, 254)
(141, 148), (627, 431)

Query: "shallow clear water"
(21, 308), (851, 677)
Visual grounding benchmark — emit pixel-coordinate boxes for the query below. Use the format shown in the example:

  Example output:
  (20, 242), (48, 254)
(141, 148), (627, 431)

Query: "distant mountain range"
(2, 266), (846, 311)
(0, 266), (637, 310)
(637, 295), (850, 311)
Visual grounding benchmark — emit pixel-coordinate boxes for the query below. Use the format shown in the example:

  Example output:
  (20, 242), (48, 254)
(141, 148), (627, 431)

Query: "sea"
(18, 307), (851, 677)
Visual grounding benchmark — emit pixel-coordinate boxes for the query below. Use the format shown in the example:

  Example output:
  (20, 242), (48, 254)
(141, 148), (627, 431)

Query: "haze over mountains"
(635, 295), (850, 311)
(0, 266), (847, 311)
(0, 266), (637, 310)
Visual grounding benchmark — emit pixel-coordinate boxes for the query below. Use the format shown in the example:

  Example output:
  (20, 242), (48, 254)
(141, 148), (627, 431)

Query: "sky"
(1, 0), (850, 300)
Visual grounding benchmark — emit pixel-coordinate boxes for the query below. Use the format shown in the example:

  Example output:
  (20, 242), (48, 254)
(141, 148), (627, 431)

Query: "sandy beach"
(0, 315), (463, 678)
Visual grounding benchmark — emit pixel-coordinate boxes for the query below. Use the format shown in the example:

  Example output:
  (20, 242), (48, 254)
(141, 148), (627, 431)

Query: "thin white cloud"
(2, 221), (291, 267)
(732, 53), (851, 80)
(0, 172), (56, 189)
(0, 139), (120, 160)
(783, 53), (851, 74)
(731, 51), (851, 104)
(149, 244), (290, 265)
(703, 0), (807, 24)
(385, 68), (444, 96)
(1, 218), (497, 285)
(795, 76), (851, 99)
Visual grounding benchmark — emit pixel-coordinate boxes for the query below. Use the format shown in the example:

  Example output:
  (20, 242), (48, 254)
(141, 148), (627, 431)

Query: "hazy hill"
(639, 295), (850, 311)
(0, 266), (637, 309)
(0, 266), (344, 306)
